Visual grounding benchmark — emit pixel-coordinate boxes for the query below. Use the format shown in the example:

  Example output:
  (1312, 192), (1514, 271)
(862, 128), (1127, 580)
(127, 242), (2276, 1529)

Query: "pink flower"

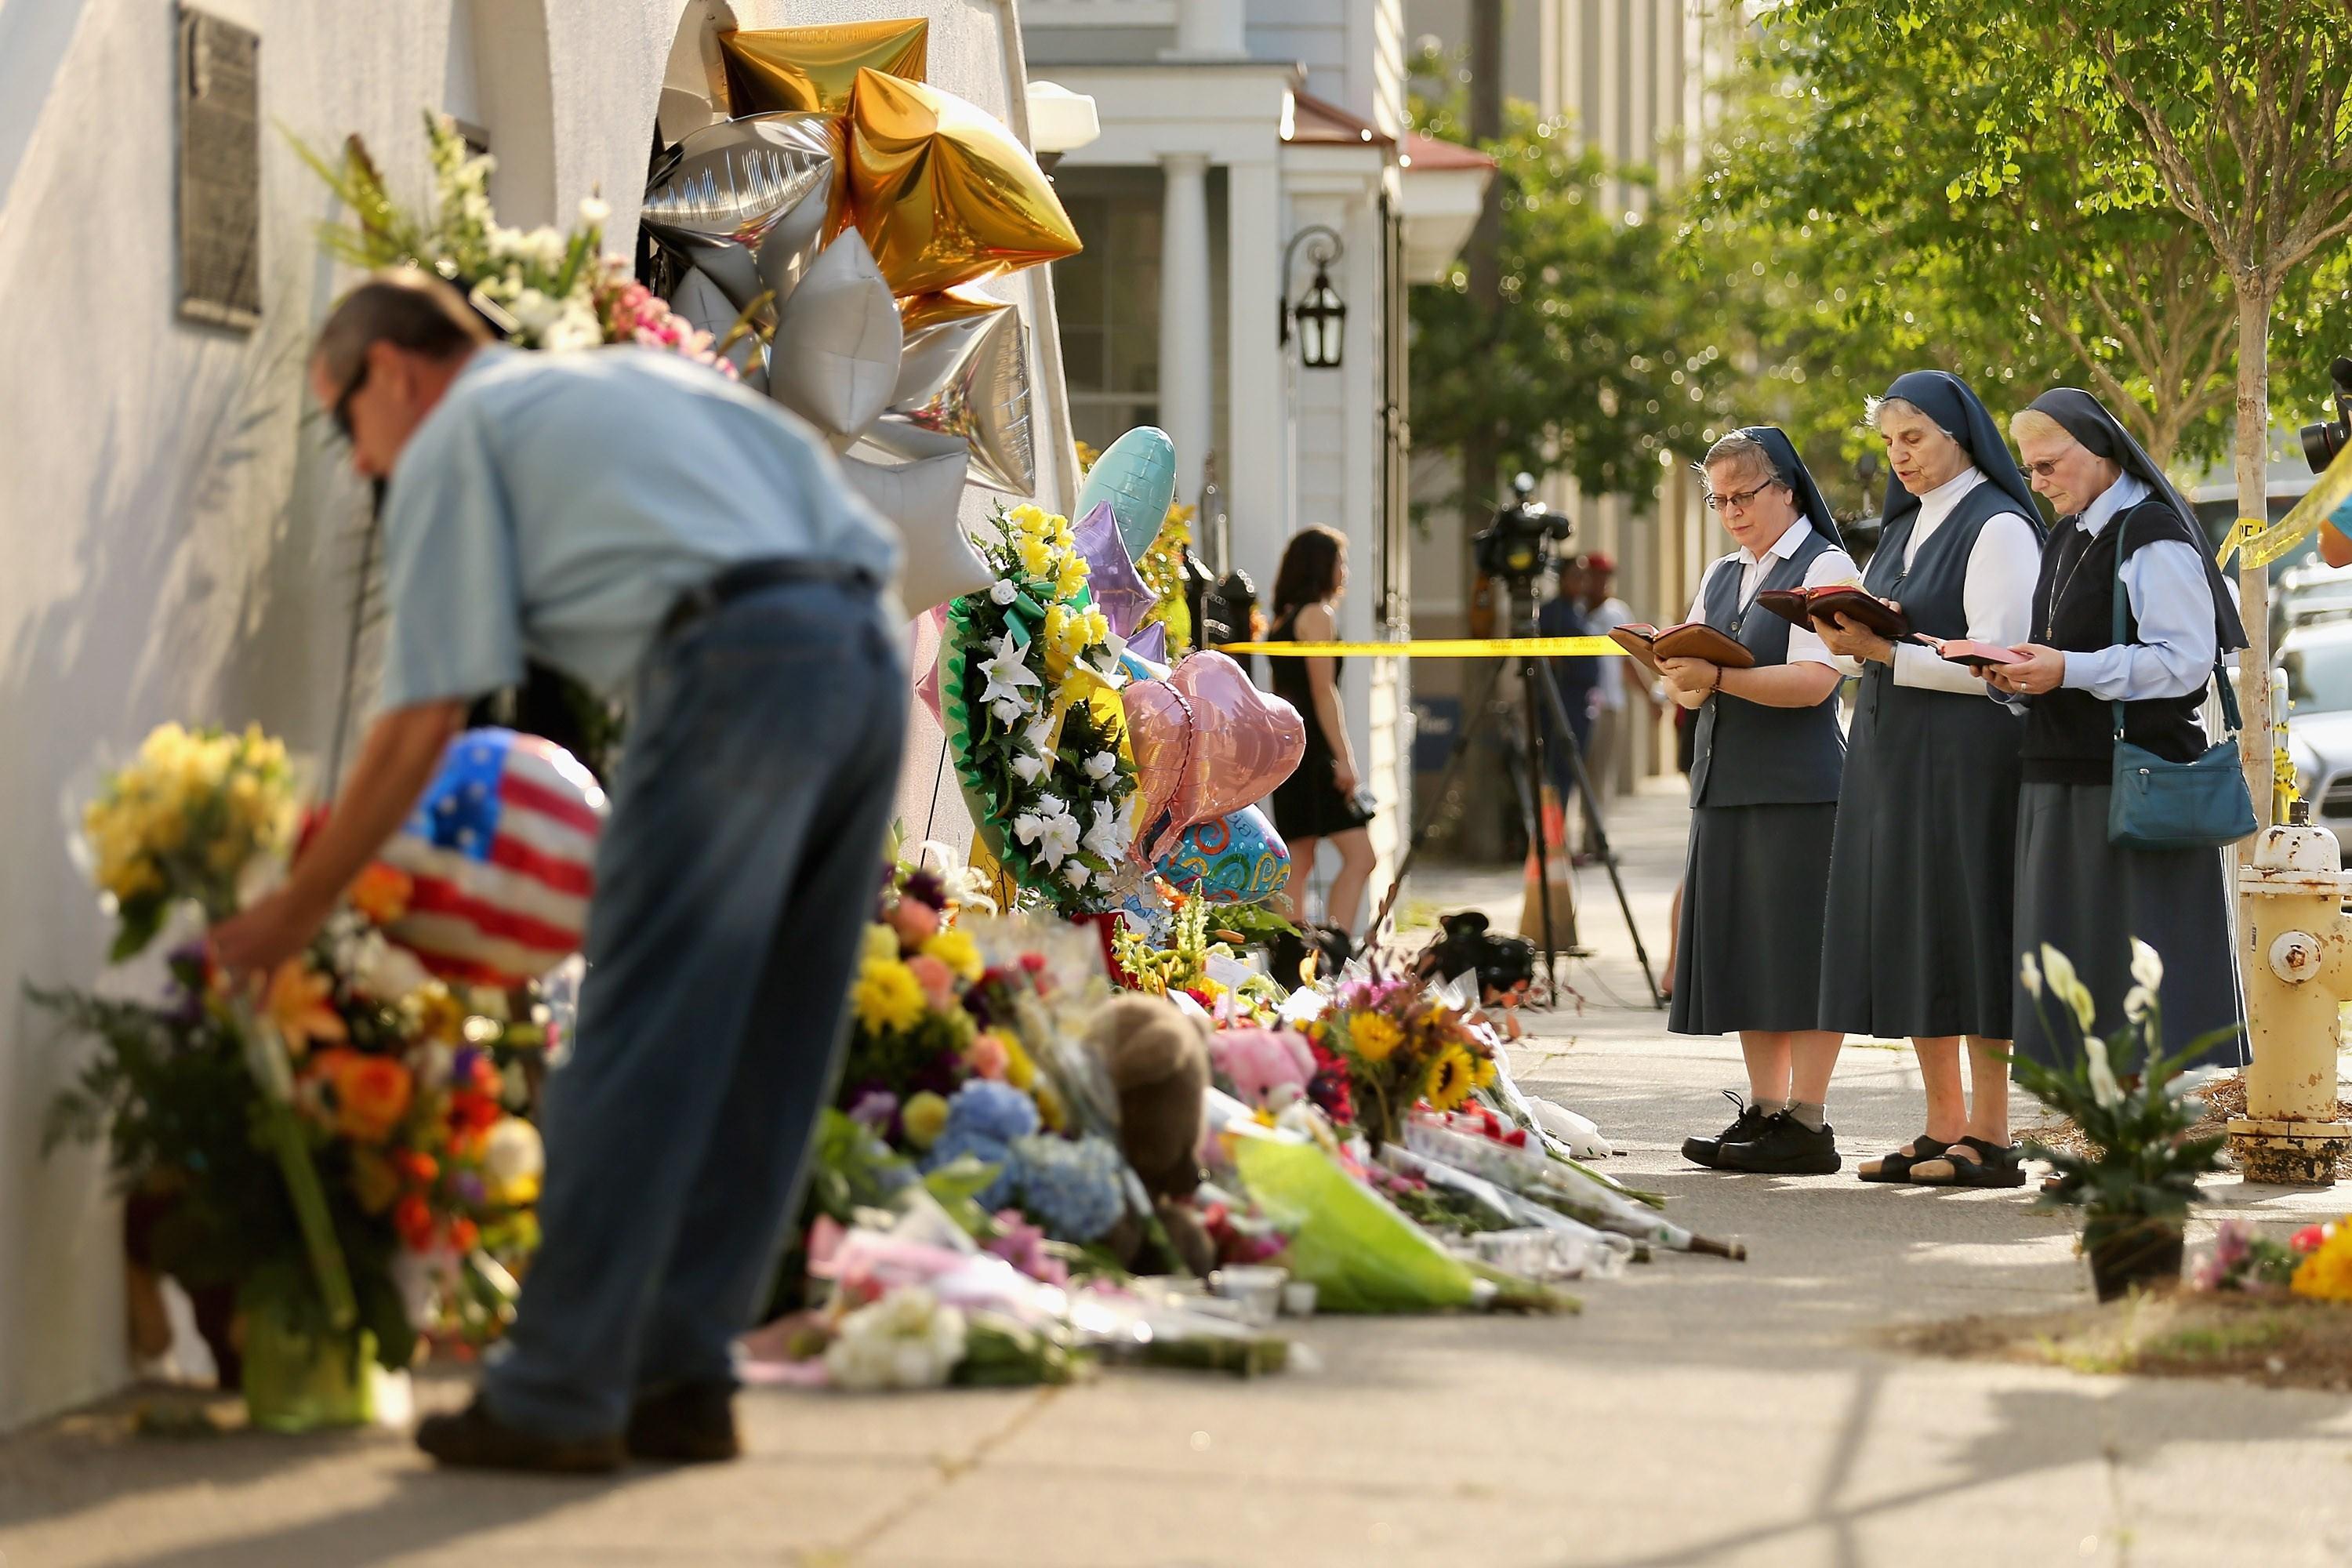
(967, 1033), (1011, 1080)
(887, 898), (941, 948)
(906, 953), (957, 1011)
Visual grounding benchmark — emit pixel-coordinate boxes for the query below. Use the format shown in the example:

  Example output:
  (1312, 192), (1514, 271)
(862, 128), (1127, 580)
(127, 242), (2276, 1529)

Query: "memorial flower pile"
(943, 503), (1140, 915)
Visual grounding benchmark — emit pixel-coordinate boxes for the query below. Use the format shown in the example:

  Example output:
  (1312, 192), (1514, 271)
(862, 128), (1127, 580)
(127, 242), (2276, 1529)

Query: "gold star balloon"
(846, 68), (1083, 296)
(720, 20), (927, 115)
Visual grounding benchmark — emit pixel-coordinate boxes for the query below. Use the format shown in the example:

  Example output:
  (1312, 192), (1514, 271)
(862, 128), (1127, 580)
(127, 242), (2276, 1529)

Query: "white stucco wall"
(0, 0), (1060, 1431)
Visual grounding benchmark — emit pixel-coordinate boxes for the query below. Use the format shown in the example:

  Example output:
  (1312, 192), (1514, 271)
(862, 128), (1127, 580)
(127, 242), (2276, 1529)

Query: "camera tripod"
(1368, 577), (1662, 1007)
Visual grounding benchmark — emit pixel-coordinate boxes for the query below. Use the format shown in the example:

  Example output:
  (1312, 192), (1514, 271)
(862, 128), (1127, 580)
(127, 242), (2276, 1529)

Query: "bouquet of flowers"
(41, 724), (545, 1424)
(1316, 961), (1500, 1149)
(293, 113), (735, 370)
(942, 503), (1140, 914)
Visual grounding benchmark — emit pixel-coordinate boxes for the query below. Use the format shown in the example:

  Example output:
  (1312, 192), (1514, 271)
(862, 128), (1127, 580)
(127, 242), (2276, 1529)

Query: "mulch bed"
(2014, 1073), (2352, 1179)
(1886, 1288), (2352, 1393)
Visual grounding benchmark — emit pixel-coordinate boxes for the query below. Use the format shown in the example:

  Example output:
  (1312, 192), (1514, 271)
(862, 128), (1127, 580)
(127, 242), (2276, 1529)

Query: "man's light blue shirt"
(376, 344), (899, 711)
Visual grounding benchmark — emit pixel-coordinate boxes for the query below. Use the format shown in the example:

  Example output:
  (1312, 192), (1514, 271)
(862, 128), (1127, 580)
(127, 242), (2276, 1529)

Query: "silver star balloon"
(837, 451), (991, 615)
(667, 264), (768, 394)
(640, 112), (841, 318)
(861, 295), (1036, 495)
(767, 232), (902, 437)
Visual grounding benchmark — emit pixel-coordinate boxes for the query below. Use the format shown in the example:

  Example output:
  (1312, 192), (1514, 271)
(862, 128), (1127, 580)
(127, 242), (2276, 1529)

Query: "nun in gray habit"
(1994, 388), (2249, 1075)
(1813, 371), (2045, 1188)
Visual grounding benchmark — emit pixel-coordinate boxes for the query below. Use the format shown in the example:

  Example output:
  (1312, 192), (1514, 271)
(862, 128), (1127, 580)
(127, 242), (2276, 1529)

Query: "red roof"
(1399, 130), (1495, 172)
(1286, 89), (1395, 147)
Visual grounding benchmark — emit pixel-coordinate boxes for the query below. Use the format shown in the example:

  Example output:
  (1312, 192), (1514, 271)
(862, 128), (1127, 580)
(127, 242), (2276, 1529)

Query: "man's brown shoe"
(415, 1398), (623, 1474)
(625, 1381), (742, 1464)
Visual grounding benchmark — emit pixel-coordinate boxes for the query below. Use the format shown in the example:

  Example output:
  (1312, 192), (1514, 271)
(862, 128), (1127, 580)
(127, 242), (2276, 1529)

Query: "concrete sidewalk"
(7, 782), (2352, 1567)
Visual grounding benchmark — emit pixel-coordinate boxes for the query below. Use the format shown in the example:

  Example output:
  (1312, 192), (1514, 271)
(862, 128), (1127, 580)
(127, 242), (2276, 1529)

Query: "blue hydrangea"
(944, 1080), (1040, 1145)
(1010, 1134), (1127, 1243)
(924, 1128), (1017, 1210)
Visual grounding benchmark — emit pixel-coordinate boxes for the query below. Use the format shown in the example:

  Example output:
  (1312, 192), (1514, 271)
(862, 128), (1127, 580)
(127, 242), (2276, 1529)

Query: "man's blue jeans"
(485, 579), (906, 1438)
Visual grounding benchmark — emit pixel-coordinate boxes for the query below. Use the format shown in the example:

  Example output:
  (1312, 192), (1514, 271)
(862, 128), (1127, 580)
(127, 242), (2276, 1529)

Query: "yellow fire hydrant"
(2230, 799), (2352, 1185)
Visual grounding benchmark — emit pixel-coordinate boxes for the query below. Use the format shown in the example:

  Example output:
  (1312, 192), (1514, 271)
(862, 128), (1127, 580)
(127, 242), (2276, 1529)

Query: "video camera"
(2299, 356), (2352, 474)
(1472, 471), (1573, 589)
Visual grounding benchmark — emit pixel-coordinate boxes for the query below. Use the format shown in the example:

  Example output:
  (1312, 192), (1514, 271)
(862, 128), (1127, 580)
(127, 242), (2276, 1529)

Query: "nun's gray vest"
(1853, 481), (2028, 746)
(1688, 528), (1846, 808)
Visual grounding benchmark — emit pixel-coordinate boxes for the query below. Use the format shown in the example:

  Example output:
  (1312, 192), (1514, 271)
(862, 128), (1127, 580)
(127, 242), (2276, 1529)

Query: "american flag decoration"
(379, 729), (607, 989)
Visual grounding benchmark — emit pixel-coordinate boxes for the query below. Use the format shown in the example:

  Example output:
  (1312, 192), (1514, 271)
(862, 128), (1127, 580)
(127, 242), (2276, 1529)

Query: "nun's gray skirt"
(2011, 781), (2245, 1073)
(1670, 802), (1838, 1036)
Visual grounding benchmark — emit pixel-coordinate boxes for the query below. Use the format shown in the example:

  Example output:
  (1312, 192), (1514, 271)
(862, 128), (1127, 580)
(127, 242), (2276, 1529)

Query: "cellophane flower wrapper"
(1228, 1132), (1483, 1313)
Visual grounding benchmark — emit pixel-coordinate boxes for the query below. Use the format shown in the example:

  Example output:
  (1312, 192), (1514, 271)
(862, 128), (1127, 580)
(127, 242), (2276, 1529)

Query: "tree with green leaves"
(1816, 0), (2352, 816)
(1408, 83), (1696, 535)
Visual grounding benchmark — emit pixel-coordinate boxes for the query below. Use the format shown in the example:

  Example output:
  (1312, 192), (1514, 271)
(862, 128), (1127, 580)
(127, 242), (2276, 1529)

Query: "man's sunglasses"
(329, 361), (371, 442)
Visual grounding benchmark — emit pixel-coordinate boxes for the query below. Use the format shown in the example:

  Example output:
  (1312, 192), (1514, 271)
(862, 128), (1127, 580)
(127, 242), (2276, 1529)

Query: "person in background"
(1537, 555), (1599, 822)
(1575, 552), (1665, 860)
(1265, 526), (1377, 942)
(1994, 389), (2248, 1076)
(210, 269), (904, 1472)
(1656, 429), (1857, 1174)
(1813, 370), (2043, 1189)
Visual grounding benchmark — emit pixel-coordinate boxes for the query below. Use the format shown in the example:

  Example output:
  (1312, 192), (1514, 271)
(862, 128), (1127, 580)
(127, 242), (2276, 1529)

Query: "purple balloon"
(1072, 500), (1157, 641)
(1127, 620), (1168, 666)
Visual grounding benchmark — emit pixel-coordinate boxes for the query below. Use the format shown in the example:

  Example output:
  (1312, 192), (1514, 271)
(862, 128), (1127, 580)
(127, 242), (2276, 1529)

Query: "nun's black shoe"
(415, 1398), (622, 1473)
(1857, 1135), (1953, 1183)
(1681, 1090), (1770, 1169)
(1907, 1137), (2027, 1188)
(1719, 1113), (1841, 1175)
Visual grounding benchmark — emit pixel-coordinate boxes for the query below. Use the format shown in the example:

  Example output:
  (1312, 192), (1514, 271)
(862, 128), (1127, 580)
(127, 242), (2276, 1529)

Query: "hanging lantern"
(1293, 261), (1346, 370)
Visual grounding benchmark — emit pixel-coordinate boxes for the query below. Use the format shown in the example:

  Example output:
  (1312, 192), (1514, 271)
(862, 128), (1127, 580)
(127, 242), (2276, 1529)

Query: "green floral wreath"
(943, 504), (1140, 915)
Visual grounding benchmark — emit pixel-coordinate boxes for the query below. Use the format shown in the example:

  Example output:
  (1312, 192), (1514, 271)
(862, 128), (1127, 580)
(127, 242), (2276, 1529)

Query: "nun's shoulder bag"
(2106, 517), (2258, 851)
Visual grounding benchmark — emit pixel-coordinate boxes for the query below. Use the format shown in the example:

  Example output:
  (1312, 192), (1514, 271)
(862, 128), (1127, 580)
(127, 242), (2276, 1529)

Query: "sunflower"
(851, 958), (927, 1035)
(1346, 1011), (1404, 1063)
(1423, 1045), (1477, 1112)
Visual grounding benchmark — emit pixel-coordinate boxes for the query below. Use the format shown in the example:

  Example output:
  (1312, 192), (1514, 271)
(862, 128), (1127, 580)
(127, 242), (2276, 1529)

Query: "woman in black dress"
(1266, 527), (1377, 938)
(1813, 371), (2045, 1188)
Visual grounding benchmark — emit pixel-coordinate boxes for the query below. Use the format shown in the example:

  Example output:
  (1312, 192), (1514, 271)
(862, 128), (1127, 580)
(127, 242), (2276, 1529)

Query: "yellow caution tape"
(1218, 637), (1628, 657)
(2216, 441), (2352, 572)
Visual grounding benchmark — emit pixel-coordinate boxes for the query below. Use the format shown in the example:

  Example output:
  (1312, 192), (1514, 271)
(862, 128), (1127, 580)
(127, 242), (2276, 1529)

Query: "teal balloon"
(1077, 426), (1178, 562)
(1156, 804), (1290, 905)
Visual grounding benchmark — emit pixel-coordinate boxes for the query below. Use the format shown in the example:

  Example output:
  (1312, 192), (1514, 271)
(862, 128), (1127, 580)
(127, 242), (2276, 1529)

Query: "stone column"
(1158, 151), (1214, 503)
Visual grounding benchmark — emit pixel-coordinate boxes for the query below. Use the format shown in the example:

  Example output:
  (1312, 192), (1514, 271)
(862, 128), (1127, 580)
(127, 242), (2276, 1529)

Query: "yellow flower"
(2292, 1225), (2352, 1302)
(863, 924), (901, 965)
(1033, 1080), (1066, 1132)
(1009, 503), (1053, 536)
(1054, 554), (1090, 601)
(902, 1090), (950, 1149)
(1348, 1012), (1404, 1063)
(922, 928), (983, 983)
(852, 958), (927, 1034)
(1424, 1045), (1477, 1112)
(1000, 1030), (1037, 1091)
(1018, 534), (1055, 579)
(1472, 1051), (1498, 1089)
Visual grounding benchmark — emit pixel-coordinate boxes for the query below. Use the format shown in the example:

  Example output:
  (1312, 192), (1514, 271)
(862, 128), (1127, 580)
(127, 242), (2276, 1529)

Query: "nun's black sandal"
(1857, 1136), (1951, 1184)
(1907, 1137), (2027, 1189)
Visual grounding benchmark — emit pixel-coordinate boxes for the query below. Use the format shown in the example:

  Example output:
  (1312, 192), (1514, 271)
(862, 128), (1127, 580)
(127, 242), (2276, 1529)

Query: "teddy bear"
(1079, 993), (1218, 1276)
(1207, 1026), (1317, 1111)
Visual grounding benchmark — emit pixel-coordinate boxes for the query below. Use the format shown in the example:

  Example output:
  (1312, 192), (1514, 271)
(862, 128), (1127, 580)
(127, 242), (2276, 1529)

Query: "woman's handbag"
(2105, 518), (2259, 851)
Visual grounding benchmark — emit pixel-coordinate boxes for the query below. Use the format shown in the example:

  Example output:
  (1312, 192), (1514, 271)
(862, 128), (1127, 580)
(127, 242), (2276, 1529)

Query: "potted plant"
(2013, 941), (2232, 1301)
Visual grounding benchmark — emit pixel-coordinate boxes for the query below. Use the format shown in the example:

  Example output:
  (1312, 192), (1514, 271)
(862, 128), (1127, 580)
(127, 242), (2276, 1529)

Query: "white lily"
(990, 697), (1028, 726)
(2123, 984), (2155, 1025)
(2040, 944), (2097, 1035)
(2020, 949), (2042, 999)
(2129, 937), (2165, 991)
(2085, 1034), (2125, 1109)
(1064, 862), (1091, 890)
(1083, 799), (1131, 862)
(978, 632), (1042, 709)
(1011, 750), (1047, 785)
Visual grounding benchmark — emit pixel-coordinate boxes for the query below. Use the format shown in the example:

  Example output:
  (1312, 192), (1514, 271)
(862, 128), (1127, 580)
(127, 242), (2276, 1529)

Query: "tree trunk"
(2235, 281), (2274, 825)
(1462, 0), (1505, 549)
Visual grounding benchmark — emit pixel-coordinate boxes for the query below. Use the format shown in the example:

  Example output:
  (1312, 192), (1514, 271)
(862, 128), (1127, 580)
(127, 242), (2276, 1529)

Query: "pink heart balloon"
(1072, 500), (1157, 641)
(1125, 651), (1305, 865)
(909, 602), (948, 722)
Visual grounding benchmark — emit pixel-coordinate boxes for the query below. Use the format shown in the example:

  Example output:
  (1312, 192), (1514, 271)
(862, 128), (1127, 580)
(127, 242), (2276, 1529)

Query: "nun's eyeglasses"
(1704, 481), (1781, 513)
(2024, 453), (2072, 478)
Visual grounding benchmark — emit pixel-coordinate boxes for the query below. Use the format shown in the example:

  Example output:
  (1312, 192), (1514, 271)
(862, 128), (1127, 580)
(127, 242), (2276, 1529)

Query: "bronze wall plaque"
(177, 6), (260, 330)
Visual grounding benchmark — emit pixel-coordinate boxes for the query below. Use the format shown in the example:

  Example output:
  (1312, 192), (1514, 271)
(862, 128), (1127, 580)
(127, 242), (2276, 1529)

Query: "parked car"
(2281, 619), (2352, 851)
